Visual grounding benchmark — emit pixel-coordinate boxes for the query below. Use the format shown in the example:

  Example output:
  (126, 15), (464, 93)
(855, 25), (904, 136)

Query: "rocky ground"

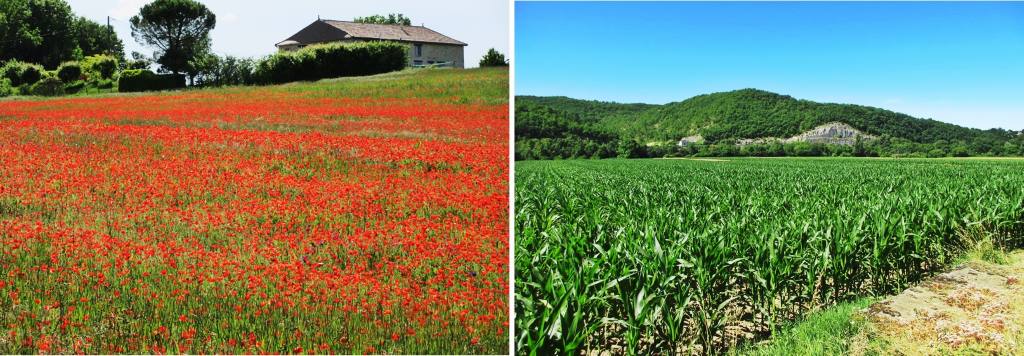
(857, 252), (1024, 355)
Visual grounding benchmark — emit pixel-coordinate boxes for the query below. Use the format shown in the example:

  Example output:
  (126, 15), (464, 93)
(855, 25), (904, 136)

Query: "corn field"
(514, 158), (1024, 355)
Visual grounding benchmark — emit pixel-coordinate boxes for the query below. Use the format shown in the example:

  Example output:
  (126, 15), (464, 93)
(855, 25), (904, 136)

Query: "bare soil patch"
(857, 252), (1024, 354)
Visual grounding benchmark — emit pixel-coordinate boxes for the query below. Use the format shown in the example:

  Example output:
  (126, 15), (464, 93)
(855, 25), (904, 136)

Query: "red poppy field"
(0, 68), (509, 354)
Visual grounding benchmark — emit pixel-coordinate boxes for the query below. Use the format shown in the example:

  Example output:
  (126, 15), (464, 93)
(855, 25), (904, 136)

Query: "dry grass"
(855, 251), (1024, 355)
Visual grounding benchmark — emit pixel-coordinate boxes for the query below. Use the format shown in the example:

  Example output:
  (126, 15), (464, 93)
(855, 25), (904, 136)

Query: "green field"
(514, 158), (1024, 355)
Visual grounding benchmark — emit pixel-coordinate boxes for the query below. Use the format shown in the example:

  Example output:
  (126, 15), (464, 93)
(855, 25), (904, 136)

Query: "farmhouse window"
(414, 44), (423, 57)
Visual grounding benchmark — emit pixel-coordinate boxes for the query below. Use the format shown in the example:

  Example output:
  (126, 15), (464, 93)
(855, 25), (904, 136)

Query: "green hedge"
(64, 80), (86, 94)
(30, 76), (65, 96)
(253, 41), (408, 84)
(118, 69), (186, 93)
(57, 62), (83, 83)
(0, 64), (17, 86)
(82, 55), (118, 80)
(1, 60), (44, 86)
(0, 78), (14, 97)
(94, 78), (114, 89)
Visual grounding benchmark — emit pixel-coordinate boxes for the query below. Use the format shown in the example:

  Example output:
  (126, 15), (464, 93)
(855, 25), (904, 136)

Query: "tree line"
(2, 0), (508, 97)
(1, 0), (124, 68)
(515, 95), (1024, 160)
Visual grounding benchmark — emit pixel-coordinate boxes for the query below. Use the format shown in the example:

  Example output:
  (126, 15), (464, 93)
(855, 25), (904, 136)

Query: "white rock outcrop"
(783, 122), (874, 145)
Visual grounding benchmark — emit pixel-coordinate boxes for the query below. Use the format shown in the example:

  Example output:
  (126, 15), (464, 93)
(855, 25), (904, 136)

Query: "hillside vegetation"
(516, 90), (1024, 160)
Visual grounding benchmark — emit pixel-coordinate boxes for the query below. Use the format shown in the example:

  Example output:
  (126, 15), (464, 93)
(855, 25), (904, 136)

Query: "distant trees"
(514, 94), (1024, 160)
(353, 14), (412, 26)
(0, 0), (124, 68)
(191, 55), (256, 87)
(73, 16), (124, 61)
(0, 0), (76, 68)
(0, 1), (420, 97)
(1010, 133), (1024, 156)
(515, 102), (620, 160)
(616, 140), (643, 158)
(124, 52), (153, 70)
(479, 48), (508, 67)
(130, 0), (216, 77)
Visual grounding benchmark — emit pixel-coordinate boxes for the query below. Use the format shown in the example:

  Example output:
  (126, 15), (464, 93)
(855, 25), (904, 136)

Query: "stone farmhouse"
(275, 19), (467, 68)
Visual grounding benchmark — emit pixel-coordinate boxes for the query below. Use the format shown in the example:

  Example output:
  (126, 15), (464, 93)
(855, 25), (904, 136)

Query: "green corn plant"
(515, 158), (1024, 355)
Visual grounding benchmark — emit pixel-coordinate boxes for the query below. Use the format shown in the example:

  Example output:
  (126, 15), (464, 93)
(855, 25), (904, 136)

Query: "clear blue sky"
(67, 0), (508, 68)
(516, 1), (1024, 130)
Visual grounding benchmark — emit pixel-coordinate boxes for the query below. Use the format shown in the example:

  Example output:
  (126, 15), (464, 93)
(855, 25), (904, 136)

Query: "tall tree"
(0, 0), (33, 63)
(1, 0), (124, 68)
(0, 0), (77, 68)
(74, 16), (125, 61)
(130, 0), (216, 76)
(353, 13), (412, 26)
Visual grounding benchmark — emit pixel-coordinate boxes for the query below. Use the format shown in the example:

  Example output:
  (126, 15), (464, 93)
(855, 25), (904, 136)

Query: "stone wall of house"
(411, 43), (465, 68)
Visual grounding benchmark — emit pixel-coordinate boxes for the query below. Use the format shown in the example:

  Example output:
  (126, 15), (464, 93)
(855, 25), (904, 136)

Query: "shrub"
(192, 55), (257, 87)
(117, 69), (186, 92)
(82, 55), (119, 79)
(0, 78), (14, 97)
(216, 56), (256, 86)
(479, 48), (508, 67)
(94, 79), (114, 89)
(951, 146), (970, 157)
(20, 65), (43, 86)
(253, 41), (408, 84)
(256, 53), (289, 83)
(2, 61), (45, 86)
(57, 62), (83, 83)
(30, 76), (65, 96)
(927, 148), (947, 158)
(64, 80), (86, 94)
(1, 62), (21, 85)
(254, 50), (311, 84)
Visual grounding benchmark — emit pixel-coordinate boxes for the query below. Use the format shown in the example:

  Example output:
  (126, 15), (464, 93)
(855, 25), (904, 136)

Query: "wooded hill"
(516, 89), (1023, 160)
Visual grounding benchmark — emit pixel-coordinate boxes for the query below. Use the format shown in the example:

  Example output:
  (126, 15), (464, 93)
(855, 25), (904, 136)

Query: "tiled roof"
(277, 19), (467, 47)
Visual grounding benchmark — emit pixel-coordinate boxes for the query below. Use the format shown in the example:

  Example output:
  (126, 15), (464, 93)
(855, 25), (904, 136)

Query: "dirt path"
(857, 252), (1024, 354)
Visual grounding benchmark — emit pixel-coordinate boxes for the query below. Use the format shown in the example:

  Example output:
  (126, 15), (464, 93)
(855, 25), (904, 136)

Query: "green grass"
(741, 247), (1024, 355)
(734, 298), (875, 356)
(0, 67), (509, 105)
(196, 68), (509, 105)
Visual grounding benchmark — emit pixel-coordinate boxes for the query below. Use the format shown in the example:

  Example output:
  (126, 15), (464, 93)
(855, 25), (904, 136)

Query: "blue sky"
(66, 0), (508, 68)
(516, 1), (1024, 130)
